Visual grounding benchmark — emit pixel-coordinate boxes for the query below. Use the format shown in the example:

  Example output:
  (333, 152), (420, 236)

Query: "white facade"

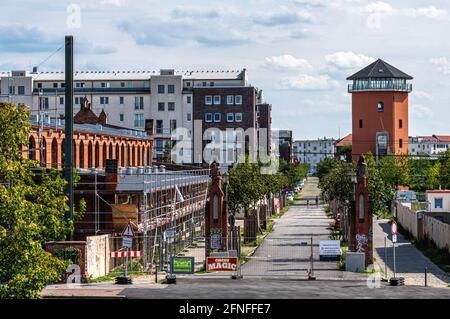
(0, 68), (248, 160)
(293, 138), (336, 174)
(409, 135), (450, 158)
(426, 191), (450, 213)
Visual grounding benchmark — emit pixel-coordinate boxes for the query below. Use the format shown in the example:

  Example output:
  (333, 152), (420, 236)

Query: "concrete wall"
(85, 234), (111, 279)
(423, 213), (450, 252)
(396, 202), (418, 238)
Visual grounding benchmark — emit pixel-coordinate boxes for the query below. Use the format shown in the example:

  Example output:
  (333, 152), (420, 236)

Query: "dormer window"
(377, 101), (384, 112)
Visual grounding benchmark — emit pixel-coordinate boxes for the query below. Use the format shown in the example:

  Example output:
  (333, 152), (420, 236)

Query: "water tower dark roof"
(347, 59), (413, 80)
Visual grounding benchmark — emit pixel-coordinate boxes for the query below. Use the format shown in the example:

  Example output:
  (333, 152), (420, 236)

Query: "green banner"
(171, 257), (195, 274)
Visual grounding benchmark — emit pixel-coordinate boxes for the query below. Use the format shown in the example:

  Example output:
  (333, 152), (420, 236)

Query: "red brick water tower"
(347, 59), (413, 161)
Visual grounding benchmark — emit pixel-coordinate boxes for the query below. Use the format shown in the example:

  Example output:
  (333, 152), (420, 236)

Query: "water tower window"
(377, 101), (384, 112)
(399, 139), (403, 149)
(359, 119), (363, 129)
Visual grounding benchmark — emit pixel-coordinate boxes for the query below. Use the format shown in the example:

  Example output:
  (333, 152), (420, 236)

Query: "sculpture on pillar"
(350, 156), (373, 267)
(205, 162), (228, 258)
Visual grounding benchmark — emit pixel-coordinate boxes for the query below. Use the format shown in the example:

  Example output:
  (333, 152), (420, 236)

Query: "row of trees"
(317, 150), (450, 216)
(0, 103), (85, 298)
(227, 158), (308, 239)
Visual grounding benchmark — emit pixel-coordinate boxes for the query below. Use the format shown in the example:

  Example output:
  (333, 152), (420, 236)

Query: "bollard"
(155, 264), (158, 284)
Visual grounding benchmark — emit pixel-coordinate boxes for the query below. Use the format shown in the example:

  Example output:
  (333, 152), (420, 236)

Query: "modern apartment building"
(0, 68), (266, 164)
(409, 135), (450, 158)
(293, 138), (336, 174)
(271, 130), (293, 162)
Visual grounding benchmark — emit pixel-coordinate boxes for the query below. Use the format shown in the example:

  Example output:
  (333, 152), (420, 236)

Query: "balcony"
(348, 82), (412, 93)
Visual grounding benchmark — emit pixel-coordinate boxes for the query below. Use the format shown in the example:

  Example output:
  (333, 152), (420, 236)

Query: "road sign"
(122, 222), (134, 238)
(164, 230), (176, 240)
(319, 240), (341, 261)
(391, 220), (398, 235)
(392, 234), (397, 243)
(122, 236), (133, 248)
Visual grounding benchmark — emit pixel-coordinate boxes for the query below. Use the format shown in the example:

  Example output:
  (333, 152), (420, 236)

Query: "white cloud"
(265, 54), (312, 71)
(365, 2), (393, 14)
(279, 74), (339, 91)
(430, 57), (450, 75)
(412, 91), (434, 101)
(404, 6), (447, 19)
(325, 51), (375, 69)
(411, 104), (433, 119)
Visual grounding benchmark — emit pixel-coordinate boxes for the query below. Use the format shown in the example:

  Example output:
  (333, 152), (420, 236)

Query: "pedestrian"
(307, 199), (309, 207)
(315, 196), (319, 207)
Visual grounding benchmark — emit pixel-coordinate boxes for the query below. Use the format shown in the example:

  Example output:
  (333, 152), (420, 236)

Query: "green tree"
(439, 149), (450, 189)
(0, 103), (84, 299)
(366, 154), (395, 216)
(278, 160), (308, 190)
(316, 157), (340, 182)
(426, 161), (441, 190)
(319, 161), (354, 206)
(408, 157), (432, 192)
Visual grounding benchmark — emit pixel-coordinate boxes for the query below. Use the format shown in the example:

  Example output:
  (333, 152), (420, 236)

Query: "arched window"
(377, 101), (384, 112)
(41, 137), (47, 167)
(131, 145), (135, 166)
(73, 140), (77, 168)
(102, 143), (107, 166)
(108, 143), (113, 160)
(88, 141), (93, 168)
(28, 136), (36, 160)
(79, 140), (85, 168)
(115, 143), (119, 161)
(121, 144), (125, 167)
(51, 138), (58, 168)
(137, 146), (141, 166)
(95, 142), (100, 168)
(127, 144), (131, 167)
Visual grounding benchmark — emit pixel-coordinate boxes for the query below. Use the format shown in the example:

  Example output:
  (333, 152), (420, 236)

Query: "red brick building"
(25, 97), (153, 169)
(347, 59), (413, 161)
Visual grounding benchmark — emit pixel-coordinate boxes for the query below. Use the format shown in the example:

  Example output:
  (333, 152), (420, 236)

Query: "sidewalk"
(373, 219), (450, 288)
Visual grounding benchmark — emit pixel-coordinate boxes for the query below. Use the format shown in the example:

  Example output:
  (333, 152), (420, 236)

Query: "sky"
(1, 0), (450, 140)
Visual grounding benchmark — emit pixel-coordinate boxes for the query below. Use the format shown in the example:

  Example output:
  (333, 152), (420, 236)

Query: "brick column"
(98, 142), (104, 168)
(57, 138), (63, 169)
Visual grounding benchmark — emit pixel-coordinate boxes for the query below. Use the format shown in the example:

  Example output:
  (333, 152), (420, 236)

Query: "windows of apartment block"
(119, 114), (124, 122)
(205, 95), (213, 105)
(76, 82), (85, 88)
(210, 82), (214, 87)
(187, 113), (192, 122)
(158, 102), (165, 111)
(168, 84), (175, 94)
(101, 82), (111, 88)
(134, 96), (144, 110)
(235, 95), (242, 105)
(214, 95), (221, 105)
(186, 82), (191, 87)
(53, 83), (58, 88)
(156, 120), (163, 134)
(37, 83), (42, 88)
(119, 96), (124, 105)
(202, 82), (207, 87)
(134, 114), (144, 128)
(59, 97), (64, 105)
(235, 113), (242, 122)
(9, 86), (15, 95)
(121, 82), (125, 88)
(18, 86), (25, 95)
(170, 120), (177, 131)
(43, 97), (49, 110)
(100, 97), (109, 105)
(158, 85), (165, 94)
(205, 113), (213, 122)
(227, 95), (234, 105)
(214, 113), (221, 122)
(227, 113), (234, 122)
(75, 97), (80, 105)
(168, 102), (175, 111)
(187, 96), (192, 104)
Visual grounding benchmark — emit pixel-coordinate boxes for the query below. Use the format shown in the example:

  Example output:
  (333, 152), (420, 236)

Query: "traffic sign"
(164, 230), (176, 240)
(122, 222), (134, 238)
(392, 234), (397, 243)
(122, 237), (133, 248)
(391, 220), (397, 235)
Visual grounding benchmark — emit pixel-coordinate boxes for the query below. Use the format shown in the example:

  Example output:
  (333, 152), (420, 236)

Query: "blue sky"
(1, 0), (450, 139)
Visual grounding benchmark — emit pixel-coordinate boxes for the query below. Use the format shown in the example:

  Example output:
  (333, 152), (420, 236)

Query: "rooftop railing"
(348, 82), (412, 93)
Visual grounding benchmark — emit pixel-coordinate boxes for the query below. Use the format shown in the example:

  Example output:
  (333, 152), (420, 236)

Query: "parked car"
(287, 195), (294, 201)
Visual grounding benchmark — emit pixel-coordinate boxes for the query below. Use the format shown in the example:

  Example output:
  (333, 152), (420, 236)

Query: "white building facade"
(409, 135), (450, 158)
(0, 68), (249, 161)
(293, 138), (336, 174)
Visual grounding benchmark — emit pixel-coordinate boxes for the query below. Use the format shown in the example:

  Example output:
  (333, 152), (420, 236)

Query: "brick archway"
(51, 138), (58, 168)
